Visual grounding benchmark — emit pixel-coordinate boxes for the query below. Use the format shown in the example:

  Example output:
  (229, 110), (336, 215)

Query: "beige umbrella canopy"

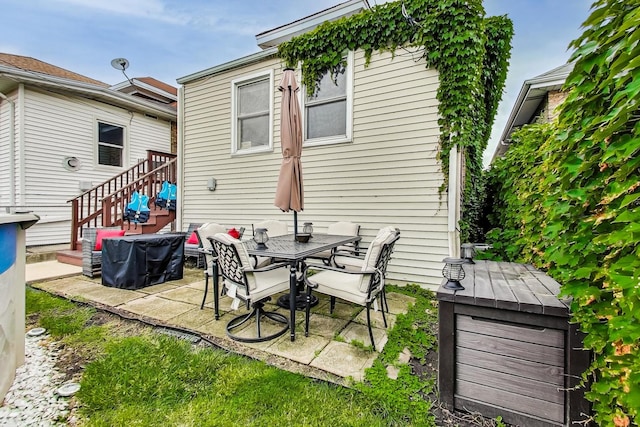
(274, 68), (304, 235)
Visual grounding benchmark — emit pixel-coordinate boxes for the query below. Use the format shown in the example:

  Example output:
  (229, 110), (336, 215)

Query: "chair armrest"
(329, 249), (365, 269)
(246, 261), (290, 274)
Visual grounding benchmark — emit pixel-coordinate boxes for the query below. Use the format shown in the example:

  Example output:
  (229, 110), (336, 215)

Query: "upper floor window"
(97, 121), (124, 167)
(231, 70), (274, 154)
(303, 51), (353, 146)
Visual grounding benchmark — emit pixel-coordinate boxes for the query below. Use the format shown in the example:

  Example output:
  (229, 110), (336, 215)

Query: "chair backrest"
(253, 220), (288, 237)
(327, 221), (359, 236)
(359, 227), (400, 293)
(327, 221), (360, 252)
(210, 233), (257, 292)
(195, 223), (227, 269)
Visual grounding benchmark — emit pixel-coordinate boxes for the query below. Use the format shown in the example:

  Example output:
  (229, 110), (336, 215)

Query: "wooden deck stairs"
(57, 150), (177, 267)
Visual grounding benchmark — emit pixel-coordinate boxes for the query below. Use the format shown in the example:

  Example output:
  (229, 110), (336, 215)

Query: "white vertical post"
(447, 144), (461, 258)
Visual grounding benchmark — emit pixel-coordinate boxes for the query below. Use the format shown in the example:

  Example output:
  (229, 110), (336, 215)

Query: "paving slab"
(310, 341), (377, 382)
(32, 277), (99, 297)
(119, 295), (194, 321)
(158, 286), (206, 306)
(353, 309), (397, 330)
(69, 285), (146, 307)
(385, 292), (416, 315)
(305, 313), (350, 337)
(25, 261), (81, 283)
(311, 299), (363, 320)
(165, 307), (218, 331)
(339, 322), (388, 351)
(265, 333), (332, 365)
(136, 282), (180, 295)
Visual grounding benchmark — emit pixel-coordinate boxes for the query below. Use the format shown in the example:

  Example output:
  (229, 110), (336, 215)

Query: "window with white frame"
(231, 70), (273, 154)
(97, 121), (124, 167)
(303, 52), (353, 145)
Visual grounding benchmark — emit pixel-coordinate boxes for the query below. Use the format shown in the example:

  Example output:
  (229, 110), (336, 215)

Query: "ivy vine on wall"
(483, 0), (640, 424)
(277, 0), (513, 243)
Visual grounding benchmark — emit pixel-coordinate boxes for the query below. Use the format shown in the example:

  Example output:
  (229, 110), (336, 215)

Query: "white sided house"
(176, 0), (464, 288)
(0, 53), (177, 246)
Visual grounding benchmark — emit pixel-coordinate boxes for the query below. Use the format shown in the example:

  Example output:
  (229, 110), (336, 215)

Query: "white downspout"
(0, 91), (16, 207)
(176, 86), (185, 232)
(447, 144), (461, 258)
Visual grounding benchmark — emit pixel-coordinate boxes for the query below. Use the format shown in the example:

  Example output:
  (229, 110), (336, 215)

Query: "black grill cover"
(101, 233), (185, 289)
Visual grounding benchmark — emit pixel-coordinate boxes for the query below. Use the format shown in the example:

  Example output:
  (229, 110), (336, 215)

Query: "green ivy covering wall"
(278, 0), (512, 243)
(483, 0), (640, 424)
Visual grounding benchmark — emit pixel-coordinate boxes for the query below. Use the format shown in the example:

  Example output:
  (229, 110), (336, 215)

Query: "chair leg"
(226, 300), (289, 343)
(382, 288), (389, 313)
(200, 272), (209, 310)
(380, 294), (388, 328)
(330, 296), (336, 314)
(305, 287), (313, 337)
(366, 302), (376, 352)
(213, 265), (220, 320)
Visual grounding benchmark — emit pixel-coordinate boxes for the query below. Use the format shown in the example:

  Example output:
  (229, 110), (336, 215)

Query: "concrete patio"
(26, 262), (415, 384)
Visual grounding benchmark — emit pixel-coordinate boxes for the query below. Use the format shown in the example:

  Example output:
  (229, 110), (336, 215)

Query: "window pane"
(309, 69), (346, 101)
(98, 122), (123, 146)
(98, 145), (122, 167)
(238, 79), (269, 116)
(239, 114), (269, 149)
(306, 100), (346, 139)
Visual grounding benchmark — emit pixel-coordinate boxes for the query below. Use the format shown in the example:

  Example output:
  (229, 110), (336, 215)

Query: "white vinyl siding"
(19, 87), (172, 246)
(0, 95), (12, 208)
(180, 49), (447, 288)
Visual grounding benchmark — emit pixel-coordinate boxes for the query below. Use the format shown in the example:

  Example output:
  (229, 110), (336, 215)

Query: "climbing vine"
(278, 0), (512, 242)
(483, 0), (640, 424)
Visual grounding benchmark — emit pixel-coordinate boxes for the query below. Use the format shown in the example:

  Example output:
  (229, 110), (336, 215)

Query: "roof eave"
(0, 65), (176, 120)
(176, 47), (278, 85)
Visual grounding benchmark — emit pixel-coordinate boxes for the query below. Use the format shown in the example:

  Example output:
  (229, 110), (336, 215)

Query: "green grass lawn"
(26, 285), (438, 426)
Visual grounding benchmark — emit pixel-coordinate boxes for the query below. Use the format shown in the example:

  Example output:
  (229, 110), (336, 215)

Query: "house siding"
(181, 49), (447, 287)
(20, 88), (172, 246)
(0, 90), (20, 210)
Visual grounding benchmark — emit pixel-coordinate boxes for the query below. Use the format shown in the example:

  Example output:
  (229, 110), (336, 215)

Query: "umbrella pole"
(294, 211), (298, 238)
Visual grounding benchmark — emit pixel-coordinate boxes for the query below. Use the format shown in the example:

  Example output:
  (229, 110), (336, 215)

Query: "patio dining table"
(245, 233), (361, 341)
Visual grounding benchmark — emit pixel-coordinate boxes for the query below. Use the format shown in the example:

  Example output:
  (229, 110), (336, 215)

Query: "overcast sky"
(0, 0), (592, 166)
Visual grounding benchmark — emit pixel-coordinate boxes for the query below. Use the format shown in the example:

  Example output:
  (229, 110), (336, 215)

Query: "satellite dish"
(110, 57), (130, 71)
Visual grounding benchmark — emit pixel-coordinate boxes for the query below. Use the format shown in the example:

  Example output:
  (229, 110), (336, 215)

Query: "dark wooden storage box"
(437, 261), (590, 427)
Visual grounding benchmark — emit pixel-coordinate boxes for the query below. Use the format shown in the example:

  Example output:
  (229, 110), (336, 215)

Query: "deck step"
(56, 250), (82, 267)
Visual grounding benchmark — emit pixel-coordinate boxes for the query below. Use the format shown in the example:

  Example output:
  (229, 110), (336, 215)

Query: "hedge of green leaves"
(484, 1), (639, 424)
(278, 0), (512, 243)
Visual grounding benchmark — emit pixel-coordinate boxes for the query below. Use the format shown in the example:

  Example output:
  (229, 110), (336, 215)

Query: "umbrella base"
(277, 293), (319, 311)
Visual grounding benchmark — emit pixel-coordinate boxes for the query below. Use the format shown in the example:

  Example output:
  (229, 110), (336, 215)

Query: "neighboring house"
(176, 0), (466, 288)
(492, 63), (573, 162)
(0, 53), (177, 246)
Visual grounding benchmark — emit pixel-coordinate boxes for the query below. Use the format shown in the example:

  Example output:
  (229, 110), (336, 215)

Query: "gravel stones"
(0, 333), (71, 426)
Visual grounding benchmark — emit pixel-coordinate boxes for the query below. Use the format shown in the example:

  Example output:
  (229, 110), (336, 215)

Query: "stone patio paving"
(28, 265), (416, 384)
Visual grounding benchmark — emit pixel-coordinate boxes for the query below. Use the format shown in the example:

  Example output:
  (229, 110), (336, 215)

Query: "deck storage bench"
(437, 260), (590, 427)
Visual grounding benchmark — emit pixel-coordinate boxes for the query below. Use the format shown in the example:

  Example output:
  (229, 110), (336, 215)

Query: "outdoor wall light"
(303, 222), (313, 235)
(461, 243), (476, 264)
(442, 257), (466, 290)
(254, 228), (269, 250)
(207, 177), (217, 191)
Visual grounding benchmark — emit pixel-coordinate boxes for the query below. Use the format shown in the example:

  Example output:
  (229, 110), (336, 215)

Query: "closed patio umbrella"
(274, 68), (303, 237)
